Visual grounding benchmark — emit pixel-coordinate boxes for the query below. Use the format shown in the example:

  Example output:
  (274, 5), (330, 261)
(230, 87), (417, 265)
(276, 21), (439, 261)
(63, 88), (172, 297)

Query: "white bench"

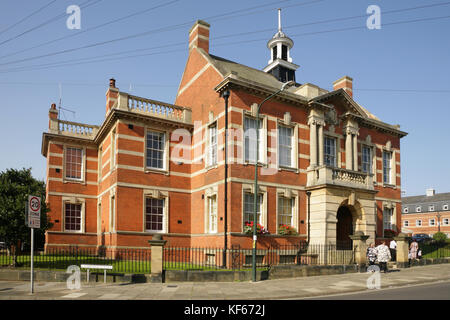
(80, 264), (113, 283)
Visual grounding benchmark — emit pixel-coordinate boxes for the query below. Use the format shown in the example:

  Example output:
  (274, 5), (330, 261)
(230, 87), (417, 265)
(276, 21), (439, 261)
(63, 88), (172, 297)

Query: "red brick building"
(401, 189), (450, 238)
(42, 15), (407, 253)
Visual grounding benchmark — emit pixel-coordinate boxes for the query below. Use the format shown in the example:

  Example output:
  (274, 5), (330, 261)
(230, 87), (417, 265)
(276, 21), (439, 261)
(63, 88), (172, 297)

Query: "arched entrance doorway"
(336, 206), (353, 250)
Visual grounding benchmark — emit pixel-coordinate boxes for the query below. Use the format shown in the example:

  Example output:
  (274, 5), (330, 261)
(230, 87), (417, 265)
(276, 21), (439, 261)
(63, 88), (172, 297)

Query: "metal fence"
(0, 242), (358, 274)
(418, 242), (450, 259)
(163, 242), (356, 271)
(0, 247), (152, 274)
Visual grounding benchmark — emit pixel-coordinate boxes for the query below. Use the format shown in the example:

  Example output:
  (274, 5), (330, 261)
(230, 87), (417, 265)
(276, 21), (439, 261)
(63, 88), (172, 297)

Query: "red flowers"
(278, 224), (298, 235)
(244, 221), (268, 235)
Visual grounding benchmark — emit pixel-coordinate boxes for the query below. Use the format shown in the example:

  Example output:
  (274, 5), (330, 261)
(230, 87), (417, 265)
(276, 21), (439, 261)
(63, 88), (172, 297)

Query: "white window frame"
(144, 193), (168, 234)
(429, 205), (435, 212)
(383, 207), (394, 233)
(416, 219), (422, 227)
(416, 206), (421, 213)
(63, 145), (85, 182)
(145, 129), (168, 172)
(244, 115), (266, 164)
(361, 145), (373, 174)
(403, 207), (409, 214)
(383, 151), (392, 184)
(443, 218), (449, 226)
(277, 125), (295, 169)
(62, 197), (85, 233)
(110, 128), (116, 170)
(276, 191), (298, 232)
(324, 136), (337, 167)
(403, 220), (409, 227)
(443, 204), (449, 211)
(207, 122), (218, 167)
(429, 219), (436, 227)
(207, 195), (218, 234)
(109, 192), (116, 232)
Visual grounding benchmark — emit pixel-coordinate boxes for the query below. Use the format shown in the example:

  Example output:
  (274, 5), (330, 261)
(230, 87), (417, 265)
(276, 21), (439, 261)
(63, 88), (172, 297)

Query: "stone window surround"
(275, 188), (299, 234)
(416, 219), (422, 227)
(62, 196), (85, 233)
(381, 141), (397, 188)
(205, 111), (218, 170)
(204, 186), (218, 234)
(382, 201), (397, 236)
(143, 189), (169, 234)
(360, 135), (377, 182)
(63, 144), (86, 184)
(276, 112), (299, 172)
(144, 126), (170, 175)
(241, 183), (268, 232)
(243, 104), (268, 165)
(109, 189), (116, 233)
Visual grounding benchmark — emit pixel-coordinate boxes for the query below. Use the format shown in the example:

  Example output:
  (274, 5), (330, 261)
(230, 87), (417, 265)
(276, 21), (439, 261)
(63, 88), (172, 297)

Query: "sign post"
(27, 195), (41, 294)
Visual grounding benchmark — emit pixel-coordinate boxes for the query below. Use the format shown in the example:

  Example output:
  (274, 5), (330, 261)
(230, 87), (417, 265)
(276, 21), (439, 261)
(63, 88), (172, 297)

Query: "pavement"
(0, 263), (449, 300)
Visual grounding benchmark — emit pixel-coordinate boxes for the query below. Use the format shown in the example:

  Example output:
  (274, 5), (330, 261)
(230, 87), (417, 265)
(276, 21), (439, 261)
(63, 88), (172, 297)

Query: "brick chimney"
(106, 78), (119, 115)
(48, 103), (58, 130)
(189, 20), (210, 53)
(333, 76), (353, 98)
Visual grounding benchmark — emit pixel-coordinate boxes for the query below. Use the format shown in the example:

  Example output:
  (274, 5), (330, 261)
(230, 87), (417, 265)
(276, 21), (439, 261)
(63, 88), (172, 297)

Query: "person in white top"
(389, 239), (397, 261)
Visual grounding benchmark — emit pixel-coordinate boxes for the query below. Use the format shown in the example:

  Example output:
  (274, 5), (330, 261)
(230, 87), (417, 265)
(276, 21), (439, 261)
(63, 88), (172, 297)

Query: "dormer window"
(416, 206), (421, 213)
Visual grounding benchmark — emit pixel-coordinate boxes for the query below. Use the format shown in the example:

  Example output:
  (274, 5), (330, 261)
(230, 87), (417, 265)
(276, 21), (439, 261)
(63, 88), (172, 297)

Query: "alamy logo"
(66, 5), (81, 30)
(66, 265), (81, 290)
(366, 265), (381, 289)
(366, 5), (381, 30)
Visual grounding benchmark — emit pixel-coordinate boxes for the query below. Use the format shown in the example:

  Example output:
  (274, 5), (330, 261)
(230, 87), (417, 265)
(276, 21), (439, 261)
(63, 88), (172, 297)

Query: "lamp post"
(252, 80), (295, 282)
(222, 89), (230, 268)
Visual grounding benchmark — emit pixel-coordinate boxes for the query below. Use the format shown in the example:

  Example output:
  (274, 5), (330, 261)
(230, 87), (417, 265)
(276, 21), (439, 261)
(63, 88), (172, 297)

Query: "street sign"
(27, 195), (41, 229)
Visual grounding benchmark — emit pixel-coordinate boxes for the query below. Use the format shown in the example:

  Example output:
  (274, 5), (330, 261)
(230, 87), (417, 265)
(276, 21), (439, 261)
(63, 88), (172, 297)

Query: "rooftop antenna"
(57, 83), (76, 121)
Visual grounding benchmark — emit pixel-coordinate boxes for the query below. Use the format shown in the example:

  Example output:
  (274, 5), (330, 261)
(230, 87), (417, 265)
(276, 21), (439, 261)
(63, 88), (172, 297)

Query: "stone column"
(349, 231), (370, 269)
(309, 121), (317, 168)
(318, 124), (324, 166)
(345, 131), (353, 170)
(394, 233), (411, 268)
(353, 134), (358, 171)
(148, 234), (167, 283)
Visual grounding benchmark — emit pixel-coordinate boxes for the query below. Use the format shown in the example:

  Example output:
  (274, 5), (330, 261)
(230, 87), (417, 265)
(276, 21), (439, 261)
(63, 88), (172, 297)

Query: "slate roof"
(402, 192), (450, 205)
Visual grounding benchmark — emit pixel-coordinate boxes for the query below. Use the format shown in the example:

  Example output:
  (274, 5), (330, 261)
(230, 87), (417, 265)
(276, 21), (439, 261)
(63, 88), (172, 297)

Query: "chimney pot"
(109, 78), (116, 88)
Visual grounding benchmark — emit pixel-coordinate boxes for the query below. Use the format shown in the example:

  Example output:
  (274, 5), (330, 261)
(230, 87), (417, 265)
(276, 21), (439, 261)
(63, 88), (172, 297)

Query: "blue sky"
(0, 0), (449, 197)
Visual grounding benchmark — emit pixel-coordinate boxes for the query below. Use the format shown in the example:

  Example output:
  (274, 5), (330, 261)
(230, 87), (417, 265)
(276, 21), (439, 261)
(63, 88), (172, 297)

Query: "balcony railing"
(307, 165), (374, 190)
(49, 119), (99, 139)
(116, 92), (192, 124)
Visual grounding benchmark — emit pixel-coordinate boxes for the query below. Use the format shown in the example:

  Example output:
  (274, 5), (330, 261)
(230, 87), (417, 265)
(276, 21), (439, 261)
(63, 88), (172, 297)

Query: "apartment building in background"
(41, 13), (407, 253)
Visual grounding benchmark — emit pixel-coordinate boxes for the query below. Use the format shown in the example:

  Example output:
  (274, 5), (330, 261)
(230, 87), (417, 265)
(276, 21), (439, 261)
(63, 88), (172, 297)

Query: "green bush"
(433, 232), (448, 243)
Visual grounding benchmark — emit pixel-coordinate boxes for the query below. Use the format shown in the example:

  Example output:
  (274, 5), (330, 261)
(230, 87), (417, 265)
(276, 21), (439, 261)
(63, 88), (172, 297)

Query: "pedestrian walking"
(366, 243), (377, 269)
(410, 240), (419, 261)
(376, 241), (391, 273)
(389, 239), (397, 261)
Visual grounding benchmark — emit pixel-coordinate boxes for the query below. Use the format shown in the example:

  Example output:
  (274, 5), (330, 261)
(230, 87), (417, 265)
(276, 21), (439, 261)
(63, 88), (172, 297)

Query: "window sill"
(383, 183), (396, 189)
(278, 166), (298, 173)
(63, 178), (86, 185)
(205, 164), (218, 171)
(243, 161), (266, 167)
(145, 168), (169, 176)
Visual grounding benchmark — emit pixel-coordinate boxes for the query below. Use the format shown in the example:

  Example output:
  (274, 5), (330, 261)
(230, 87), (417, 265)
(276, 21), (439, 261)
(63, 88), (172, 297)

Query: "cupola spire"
(263, 8), (299, 83)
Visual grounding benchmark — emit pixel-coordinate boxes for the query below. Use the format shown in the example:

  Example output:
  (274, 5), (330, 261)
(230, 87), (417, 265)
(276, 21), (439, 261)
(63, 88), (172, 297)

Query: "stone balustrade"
(116, 92), (192, 124)
(307, 165), (374, 190)
(49, 119), (99, 139)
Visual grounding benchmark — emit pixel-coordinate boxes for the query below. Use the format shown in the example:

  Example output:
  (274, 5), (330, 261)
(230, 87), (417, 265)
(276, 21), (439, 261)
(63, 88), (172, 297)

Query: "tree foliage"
(0, 168), (53, 254)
